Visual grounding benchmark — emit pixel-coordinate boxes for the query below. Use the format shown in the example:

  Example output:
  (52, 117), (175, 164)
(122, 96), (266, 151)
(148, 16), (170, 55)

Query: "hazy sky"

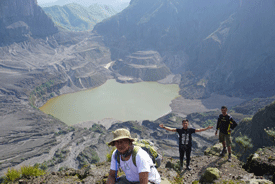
(37, 0), (130, 5)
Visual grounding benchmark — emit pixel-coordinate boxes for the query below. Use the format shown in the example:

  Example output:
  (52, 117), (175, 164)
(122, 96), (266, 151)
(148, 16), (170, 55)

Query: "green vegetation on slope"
(77, 147), (100, 168)
(1, 165), (46, 184)
(29, 80), (56, 108)
(43, 3), (117, 31)
(234, 133), (253, 158)
(264, 127), (275, 144)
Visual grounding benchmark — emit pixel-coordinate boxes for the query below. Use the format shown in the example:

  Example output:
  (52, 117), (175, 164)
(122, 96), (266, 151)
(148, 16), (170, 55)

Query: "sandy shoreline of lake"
(170, 94), (246, 118)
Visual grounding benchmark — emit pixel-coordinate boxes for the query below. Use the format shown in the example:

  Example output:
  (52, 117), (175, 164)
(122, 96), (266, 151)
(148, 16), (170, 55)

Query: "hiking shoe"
(228, 155), (232, 162)
(186, 166), (192, 170)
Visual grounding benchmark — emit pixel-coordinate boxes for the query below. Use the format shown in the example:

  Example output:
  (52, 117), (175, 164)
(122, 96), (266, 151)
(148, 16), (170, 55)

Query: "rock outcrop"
(0, 0), (58, 45)
(243, 147), (275, 183)
(111, 51), (171, 81)
(200, 167), (220, 183)
(232, 102), (275, 161)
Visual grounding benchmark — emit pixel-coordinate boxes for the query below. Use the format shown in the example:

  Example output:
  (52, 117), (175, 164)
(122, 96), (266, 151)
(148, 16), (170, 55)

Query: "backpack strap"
(114, 150), (120, 182)
(132, 146), (141, 167)
(116, 147), (140, 167)
(115, 150), (120, 165)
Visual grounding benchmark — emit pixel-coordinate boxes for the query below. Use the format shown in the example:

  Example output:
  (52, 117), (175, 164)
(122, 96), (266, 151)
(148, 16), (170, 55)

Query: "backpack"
(115, 139), (162, 168)
(218, 114), (238, 133)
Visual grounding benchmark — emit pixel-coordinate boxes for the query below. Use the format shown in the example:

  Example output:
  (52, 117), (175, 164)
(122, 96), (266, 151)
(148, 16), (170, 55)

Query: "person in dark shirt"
(159, 119), (213, 170)
(215, 106), (238, 162)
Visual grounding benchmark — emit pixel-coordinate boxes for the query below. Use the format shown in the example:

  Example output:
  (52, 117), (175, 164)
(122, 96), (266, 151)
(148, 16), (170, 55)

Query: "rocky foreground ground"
(2, 145), (274, 184)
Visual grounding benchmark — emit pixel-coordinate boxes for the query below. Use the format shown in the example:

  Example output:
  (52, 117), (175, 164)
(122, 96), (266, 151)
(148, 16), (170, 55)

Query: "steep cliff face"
(232, 101), (275, 161)
(94, 0), (275, 99)
(0, 0), (58, 45)
(192, 0), (275, 98)
(94, 0), (240, 62)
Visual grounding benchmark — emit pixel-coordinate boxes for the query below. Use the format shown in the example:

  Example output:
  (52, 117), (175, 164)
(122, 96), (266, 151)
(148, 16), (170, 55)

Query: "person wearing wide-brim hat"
(108, 128), (135, 146)
(106, 128), (162, 184)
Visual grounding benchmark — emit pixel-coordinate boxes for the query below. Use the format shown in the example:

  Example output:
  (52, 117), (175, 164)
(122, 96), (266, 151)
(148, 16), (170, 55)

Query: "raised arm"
(159, 124), (177, 132)
(195, 126), (213, 133)
(106, 170), (116, 184)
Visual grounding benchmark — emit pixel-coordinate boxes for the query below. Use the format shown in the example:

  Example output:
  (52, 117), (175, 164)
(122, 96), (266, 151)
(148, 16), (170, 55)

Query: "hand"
(207, 126), (213, 130)
(215, 131), (218, 136)
(159, 124), (164, 128)
(228, 130), (231, 134)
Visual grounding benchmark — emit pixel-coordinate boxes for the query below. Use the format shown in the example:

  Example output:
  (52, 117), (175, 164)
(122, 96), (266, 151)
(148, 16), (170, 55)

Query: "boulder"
(165, 161), (174, 169)
(243, 147), (275, 176)
(204, 143), (223, 156)
(200, 167), (220, 183)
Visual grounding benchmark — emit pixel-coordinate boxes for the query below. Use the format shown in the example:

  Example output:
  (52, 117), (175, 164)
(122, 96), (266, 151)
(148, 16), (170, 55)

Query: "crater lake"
(40, 79), (180, 125)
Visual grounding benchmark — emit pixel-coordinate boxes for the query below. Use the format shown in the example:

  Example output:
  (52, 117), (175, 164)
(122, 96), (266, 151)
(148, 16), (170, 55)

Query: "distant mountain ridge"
(0, 0), (58, 45)
(94, 0), (275, 99)
(43, 3), (117, 31)
(40, 0), (130, 12)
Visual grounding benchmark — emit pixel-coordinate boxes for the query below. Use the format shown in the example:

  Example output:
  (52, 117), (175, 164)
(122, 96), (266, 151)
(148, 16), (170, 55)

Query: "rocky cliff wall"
(192, 0), (275, 98)
(94, 0), (275, 99)
(0, 0), (58, 45)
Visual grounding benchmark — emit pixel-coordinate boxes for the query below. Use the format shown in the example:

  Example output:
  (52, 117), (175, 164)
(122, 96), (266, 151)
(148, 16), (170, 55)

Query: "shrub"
(264, 127), (275, 144)
(90, 124), (105, 133)
(21, 165), (46, 178)
(170, 173), (184, 184)
(3, 168), (21, 183)
(235, 133), (253, 158)
(2, 165), (46, 183)
(58, 167), (67, 171)
(34, 162), (48, 171)
(203, 119), (216, 127)
(90, 150), (100, 163)
(106, 147), (117, 162)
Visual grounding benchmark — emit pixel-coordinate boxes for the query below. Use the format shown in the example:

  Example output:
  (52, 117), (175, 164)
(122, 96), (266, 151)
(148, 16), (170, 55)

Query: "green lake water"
(40, 79), (180, 125)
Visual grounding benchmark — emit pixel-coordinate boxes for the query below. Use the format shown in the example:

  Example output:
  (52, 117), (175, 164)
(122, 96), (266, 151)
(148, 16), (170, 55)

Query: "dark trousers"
(179, 144), (191, 167)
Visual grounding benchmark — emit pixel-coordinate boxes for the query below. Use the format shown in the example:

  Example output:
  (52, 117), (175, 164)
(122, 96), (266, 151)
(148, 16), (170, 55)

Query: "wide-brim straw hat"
(108, 128), (135, 146)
